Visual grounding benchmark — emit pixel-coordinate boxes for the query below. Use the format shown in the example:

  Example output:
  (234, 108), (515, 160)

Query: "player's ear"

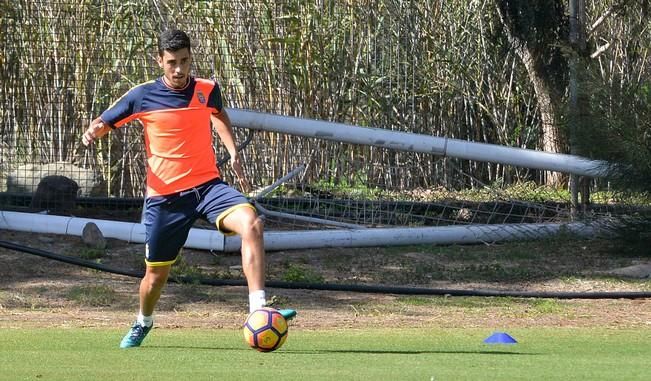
(156, 54), (163, 69)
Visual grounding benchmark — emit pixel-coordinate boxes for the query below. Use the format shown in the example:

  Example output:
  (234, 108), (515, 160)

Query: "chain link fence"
(1, 0), (636, 231)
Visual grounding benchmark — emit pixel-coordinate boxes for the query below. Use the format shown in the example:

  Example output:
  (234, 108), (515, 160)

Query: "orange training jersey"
(100, 77), (223, 196)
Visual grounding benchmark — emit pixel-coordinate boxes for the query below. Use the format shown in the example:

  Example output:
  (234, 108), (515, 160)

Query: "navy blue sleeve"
(100, 88), (138, 128)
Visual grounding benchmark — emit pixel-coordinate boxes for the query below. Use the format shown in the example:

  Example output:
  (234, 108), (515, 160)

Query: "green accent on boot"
(278, 309), (297, 321)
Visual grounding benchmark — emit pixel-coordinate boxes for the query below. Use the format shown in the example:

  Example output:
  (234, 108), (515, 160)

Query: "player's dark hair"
(158, 29), (191, 56)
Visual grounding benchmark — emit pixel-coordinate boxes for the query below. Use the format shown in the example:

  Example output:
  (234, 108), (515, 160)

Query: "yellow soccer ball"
(243, 307), (289, 352)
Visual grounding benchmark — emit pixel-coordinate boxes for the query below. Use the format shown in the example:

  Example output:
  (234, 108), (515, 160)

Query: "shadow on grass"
(285, 349), (537, 356)
(149, 345), (538, 356)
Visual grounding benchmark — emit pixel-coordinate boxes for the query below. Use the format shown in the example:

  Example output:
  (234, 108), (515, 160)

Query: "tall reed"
(1, 0), (649, 198)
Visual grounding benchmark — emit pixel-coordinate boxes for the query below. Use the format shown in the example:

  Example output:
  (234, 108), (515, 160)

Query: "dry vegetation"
(3, 1), (649, 196)
(1, 229), (649, 330)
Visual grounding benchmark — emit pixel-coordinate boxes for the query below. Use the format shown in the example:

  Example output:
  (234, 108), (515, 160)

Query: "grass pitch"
(0, 327), (648, 381)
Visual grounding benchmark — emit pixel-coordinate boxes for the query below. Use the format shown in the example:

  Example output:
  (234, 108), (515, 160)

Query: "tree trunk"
(569, 0), (589, 215)
(494, 1), (568, 187)
(520, 48), (564, 186)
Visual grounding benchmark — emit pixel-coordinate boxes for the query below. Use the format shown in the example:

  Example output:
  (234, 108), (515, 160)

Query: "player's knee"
(252, 216), (264, 233)
(222, 207), (264, 238)
(143, 267), (170, 289)
(245, 215), (264, 238)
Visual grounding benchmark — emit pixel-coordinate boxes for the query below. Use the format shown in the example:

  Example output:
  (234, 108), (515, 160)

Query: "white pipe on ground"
(0, 211), (598, 253)
(224, 221), (598, 251)
(227, 108), (610, 177)
(0, 211), (225, 251)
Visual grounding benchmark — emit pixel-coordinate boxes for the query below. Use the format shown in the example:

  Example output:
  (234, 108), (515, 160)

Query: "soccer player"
(81, 29), (295, 348)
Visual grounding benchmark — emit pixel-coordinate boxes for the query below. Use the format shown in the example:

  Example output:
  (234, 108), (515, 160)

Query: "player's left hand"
(230, 154), (251, 194)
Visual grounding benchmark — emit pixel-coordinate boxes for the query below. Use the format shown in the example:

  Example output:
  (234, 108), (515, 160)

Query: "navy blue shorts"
(142, 178), (254, 266)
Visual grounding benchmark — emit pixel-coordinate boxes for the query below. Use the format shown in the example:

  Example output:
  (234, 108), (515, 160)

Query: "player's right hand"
(230, 153), (251, 194)
(82, 119), (106, 146)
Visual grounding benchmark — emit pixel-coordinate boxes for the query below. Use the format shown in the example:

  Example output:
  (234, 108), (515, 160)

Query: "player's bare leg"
(221, 206), (295, 320)
(120, 264), (171, 348)
(221, 207), (266, 305)
(139, 264), (172, 316)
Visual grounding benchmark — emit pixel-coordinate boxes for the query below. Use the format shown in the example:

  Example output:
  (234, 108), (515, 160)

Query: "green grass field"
(1, 327), (648, 381)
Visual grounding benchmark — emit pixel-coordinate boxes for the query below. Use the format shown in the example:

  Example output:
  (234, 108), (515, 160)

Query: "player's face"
(158, 48), (192, 89)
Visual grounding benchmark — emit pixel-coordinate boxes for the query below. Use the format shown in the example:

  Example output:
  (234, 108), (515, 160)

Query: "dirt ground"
(1, 229), (650, 331)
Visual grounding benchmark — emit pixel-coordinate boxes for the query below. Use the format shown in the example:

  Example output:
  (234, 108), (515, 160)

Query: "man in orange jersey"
(82, 29), (294, 348)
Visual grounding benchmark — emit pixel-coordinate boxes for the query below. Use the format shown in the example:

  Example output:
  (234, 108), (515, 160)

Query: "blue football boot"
(119, 321), (152, 348)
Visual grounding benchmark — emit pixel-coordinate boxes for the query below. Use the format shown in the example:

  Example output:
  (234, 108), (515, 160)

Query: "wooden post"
(569, 0), (588, 217)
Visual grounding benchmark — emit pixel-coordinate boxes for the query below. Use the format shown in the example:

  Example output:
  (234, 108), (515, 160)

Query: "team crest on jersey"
(197, 91), (206, 104)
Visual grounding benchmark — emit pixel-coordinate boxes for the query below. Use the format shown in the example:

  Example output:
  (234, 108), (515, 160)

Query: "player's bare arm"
(211, 110), (251, 193)
(82, 117), (111, 146)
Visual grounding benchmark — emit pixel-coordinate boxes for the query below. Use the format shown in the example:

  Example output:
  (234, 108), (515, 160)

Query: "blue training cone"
(483, 331), (518, 345)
